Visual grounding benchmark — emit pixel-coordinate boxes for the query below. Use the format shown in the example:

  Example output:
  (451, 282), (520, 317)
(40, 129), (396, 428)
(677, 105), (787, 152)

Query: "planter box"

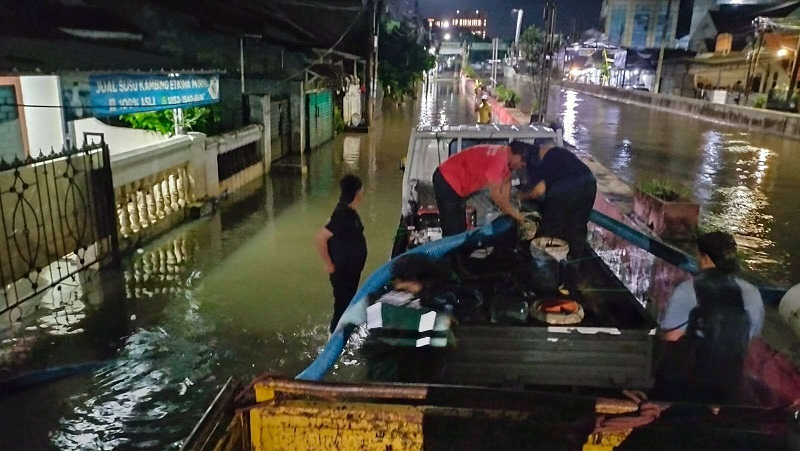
(633, 188), (699, 240)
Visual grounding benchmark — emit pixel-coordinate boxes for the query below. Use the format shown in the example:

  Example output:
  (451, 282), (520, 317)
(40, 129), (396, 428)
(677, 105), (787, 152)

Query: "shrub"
(753, 96), (766, 109)
(638, 178), (692, 202)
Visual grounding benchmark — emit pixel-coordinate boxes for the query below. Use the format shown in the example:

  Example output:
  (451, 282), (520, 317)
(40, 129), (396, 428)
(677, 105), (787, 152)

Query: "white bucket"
(779, 283), (800, 337)
(530, 237), (569, 262)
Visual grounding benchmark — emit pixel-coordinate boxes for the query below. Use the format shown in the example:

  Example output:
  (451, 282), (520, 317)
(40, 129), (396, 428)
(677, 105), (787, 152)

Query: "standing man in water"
(315, 175), (367, 333)
(475, 94), (492, 124)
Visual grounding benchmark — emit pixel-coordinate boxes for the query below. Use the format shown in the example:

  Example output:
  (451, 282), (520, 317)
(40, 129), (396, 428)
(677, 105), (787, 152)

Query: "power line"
(271, 0), (364, 11)
(267, 6), (367, 86)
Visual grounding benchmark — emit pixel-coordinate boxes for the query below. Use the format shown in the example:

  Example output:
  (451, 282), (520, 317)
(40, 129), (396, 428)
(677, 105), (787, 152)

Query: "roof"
(710, 1), (800, 37)
(412, 124), (558, 139)
(1, 0), (142, 38)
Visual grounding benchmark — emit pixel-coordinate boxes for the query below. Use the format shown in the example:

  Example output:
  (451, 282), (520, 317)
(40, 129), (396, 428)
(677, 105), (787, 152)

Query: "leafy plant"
(463, 66), (477, 79)
(334, 105), (345, 133)
(119, 106), (220, 136)
(753, 96), (767, 109)
(495, 85), (520, 107)
(638, 178), (692, 202)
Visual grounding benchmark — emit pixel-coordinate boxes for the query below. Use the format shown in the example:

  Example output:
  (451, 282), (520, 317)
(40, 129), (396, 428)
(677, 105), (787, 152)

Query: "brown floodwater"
(0, 78), (797, 450)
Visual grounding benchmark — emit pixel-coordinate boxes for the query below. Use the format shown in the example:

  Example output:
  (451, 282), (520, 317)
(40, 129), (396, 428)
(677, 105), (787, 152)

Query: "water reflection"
(548, 88), (798, 284)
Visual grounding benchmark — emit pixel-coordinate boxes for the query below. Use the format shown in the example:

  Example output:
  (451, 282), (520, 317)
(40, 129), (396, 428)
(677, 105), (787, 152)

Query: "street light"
(442, 21), (450, 29)
(444, 33), (451, 41)
(511, 9), (524, 58)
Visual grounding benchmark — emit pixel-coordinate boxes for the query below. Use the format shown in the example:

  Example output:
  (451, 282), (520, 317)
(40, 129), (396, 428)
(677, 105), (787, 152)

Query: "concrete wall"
(73, 118), (169, 154)
(218, 77), (303, 154)
(563, 81), (800, 140)
(19, 76), (65, 153)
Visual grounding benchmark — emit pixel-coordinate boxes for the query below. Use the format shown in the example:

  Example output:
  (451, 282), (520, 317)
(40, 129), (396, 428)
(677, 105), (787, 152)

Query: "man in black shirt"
(315, 175), (368, 333)
(519, 140), (597, 260)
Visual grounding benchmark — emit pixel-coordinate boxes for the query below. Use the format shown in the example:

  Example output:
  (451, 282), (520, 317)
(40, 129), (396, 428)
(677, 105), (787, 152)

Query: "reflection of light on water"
(694, 130), (724, 201)
(561, 90), (579, 147)
(343, 136), (361, 171)
(52, 327), (215, 450)
(417, 80), (438, 127)
(612, 139), (632, 173)
(754, 146), (771, 185)
(125, 237), (195, 300)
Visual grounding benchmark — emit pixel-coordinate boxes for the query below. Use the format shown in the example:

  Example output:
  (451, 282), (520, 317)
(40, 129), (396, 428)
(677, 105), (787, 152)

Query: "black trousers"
(433, 168), (466, 237)
(329, 271), (361, 333)
(537, 180), (597, 261)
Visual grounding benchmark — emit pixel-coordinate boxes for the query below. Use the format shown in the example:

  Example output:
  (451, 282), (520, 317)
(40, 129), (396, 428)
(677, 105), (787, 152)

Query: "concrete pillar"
(187, 132), (219, 199)
(245, 93), (271, 172)
(299, 81), (306, 154)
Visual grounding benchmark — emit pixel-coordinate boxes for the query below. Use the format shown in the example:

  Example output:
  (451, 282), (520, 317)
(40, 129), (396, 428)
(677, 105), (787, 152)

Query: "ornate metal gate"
(0, 143), (118, 316)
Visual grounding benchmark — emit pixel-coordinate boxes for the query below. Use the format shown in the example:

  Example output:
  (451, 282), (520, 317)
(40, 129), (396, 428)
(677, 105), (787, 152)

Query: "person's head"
(339, 174), (364, 206)
(507, 141), (531, 171)
(536, 138), (557, 154)
(481, 94), (489, 104)
(697, 231), (739, 273)
(391, 254), (449, 294)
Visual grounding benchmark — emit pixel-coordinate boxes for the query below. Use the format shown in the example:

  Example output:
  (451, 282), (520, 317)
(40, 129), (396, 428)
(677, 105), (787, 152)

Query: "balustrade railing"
(115, 165), (192, 240)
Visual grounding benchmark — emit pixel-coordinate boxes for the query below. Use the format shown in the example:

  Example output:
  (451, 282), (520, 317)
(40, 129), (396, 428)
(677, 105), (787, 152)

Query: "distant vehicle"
(630, 85), (649, 92)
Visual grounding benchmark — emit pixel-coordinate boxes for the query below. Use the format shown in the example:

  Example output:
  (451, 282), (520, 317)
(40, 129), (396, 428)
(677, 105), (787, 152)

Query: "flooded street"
(546, 87), (800, 285)
(0, 80), (471, 450)
(0, 78), (798, 450)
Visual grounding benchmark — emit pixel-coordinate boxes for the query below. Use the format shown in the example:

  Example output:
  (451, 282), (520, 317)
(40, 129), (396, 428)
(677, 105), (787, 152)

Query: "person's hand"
(325, 262), (336, 274)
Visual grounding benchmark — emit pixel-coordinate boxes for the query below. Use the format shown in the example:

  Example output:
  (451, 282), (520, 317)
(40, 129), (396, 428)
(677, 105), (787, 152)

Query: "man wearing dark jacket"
(315, 175), (367, 333)
(520, 140), (596, 260)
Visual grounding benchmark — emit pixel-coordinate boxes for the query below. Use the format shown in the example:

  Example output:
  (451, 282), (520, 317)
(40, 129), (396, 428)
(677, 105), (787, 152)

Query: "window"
(0, 86), (26, 161)
(632, 5), (651, 48)
(608, 6), (627, 46)
(654, 4), (673, 47)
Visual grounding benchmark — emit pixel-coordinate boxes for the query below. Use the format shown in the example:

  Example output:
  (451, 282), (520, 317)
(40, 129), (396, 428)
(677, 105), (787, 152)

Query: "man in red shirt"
(432, 144), (527, 236)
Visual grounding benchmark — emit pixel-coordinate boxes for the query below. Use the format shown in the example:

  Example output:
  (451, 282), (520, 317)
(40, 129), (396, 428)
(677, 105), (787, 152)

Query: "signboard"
(470, 43), (510, 51)
(89, 73), (219, 117)
(61, 73), (220, 120)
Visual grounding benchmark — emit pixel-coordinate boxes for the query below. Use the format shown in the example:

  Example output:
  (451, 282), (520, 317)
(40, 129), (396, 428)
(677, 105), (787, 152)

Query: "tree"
(378, 19), (436, 101)
(519, 26), (544, 65)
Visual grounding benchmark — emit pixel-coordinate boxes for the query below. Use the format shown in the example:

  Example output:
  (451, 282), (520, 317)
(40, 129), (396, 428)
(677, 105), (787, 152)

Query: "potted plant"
(495, 85), (520, 108)
(633, 179), (699, 240)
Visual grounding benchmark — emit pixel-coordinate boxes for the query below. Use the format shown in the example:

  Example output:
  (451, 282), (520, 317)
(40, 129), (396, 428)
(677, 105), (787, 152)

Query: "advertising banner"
(61, 73), (220, 120)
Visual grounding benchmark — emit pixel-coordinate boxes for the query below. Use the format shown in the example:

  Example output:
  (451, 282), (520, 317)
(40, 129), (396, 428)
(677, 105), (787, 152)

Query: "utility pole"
(534, 2), (556, 124)
(745, 17), (767, 104)
(239, 34), (262, 94)
(653, 0), (673, 94)
(786, 32), (800, 102)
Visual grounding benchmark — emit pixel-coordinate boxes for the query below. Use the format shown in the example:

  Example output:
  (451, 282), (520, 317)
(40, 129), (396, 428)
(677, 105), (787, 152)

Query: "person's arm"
(488, 177), (524, 223)
(526, 180), (546, 200)
(315, 227), (335, 274)
(659, 282), (694, 341)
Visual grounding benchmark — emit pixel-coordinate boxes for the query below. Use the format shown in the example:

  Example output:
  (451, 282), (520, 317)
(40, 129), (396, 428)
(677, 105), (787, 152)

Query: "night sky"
(419, 0), (604, 38)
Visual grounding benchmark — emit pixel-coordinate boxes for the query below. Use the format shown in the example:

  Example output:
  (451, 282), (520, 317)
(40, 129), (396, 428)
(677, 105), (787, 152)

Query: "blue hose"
(0, 361), (107, 396)
(296, 218), (514, 381)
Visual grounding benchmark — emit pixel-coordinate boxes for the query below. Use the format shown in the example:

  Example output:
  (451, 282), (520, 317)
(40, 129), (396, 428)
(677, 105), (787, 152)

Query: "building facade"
(602, 0), (681, 48)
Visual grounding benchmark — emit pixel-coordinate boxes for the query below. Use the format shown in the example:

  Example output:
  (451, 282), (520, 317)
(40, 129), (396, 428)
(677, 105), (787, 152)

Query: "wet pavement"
(0, 77), (798, 450)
